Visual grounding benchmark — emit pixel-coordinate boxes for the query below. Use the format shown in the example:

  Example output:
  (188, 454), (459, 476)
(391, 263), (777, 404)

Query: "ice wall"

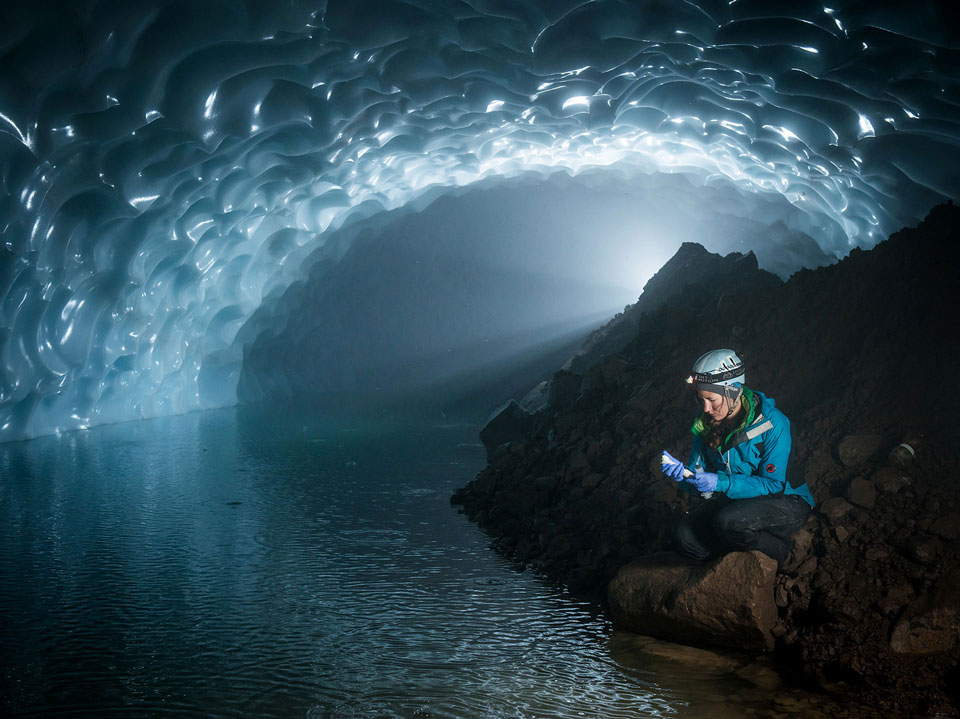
(1, 0), (958, 441)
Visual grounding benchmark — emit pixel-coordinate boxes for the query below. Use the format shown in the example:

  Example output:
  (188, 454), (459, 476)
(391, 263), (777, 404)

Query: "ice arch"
(1, 0), (957, 441)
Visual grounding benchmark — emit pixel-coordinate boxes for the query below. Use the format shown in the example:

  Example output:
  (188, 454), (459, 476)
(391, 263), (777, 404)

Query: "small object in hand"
(661, 451), (691, 481)
(695, 462), (712, 499)
(692, 469), (718, 497)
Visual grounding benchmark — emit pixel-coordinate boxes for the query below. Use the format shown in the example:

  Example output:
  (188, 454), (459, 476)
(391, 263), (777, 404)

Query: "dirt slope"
(454, 202), (960, 716)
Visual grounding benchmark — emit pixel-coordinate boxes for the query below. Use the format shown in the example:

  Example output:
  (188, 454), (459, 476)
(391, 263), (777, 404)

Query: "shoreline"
(453, 203), (960, 718)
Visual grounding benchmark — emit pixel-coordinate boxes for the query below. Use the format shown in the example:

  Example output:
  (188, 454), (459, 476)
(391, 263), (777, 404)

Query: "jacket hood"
(754, 390), (774, 411)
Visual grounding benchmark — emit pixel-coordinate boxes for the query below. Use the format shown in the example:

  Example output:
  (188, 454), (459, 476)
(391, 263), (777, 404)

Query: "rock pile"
(453, 203), (960, 716)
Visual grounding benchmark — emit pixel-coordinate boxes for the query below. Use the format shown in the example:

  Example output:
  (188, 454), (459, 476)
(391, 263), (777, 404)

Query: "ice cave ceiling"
(0, 0), (958, 441)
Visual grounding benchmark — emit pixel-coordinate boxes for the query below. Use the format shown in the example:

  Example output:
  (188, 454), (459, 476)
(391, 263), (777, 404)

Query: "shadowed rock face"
(480, 400), (532, 461)
(608, 550), (779, 653)
(562, 242), (780, 375)
(453, 202), (960, 717)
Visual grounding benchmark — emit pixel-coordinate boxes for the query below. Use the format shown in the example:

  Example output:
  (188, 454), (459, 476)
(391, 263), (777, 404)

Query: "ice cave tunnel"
(1, 0), (958, 442)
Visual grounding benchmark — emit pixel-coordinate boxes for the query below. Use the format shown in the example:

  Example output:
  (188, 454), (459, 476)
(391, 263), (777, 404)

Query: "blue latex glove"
(691, 470), (718, 493)
(660, 451), (687, 481)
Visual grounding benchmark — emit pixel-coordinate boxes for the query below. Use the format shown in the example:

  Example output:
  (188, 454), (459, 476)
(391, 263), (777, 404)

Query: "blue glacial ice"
(0, 0), (957, 440)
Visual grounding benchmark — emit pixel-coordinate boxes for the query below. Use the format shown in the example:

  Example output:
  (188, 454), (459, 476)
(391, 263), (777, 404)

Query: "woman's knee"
(710, 509), (757, 549)
(672, 521), (710, 560)
(711, 506), (748, 536)
(720, 527), (757, 550)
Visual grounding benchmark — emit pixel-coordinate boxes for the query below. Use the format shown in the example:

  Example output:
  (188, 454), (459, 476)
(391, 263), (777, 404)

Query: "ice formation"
(1, 1), (958, 441)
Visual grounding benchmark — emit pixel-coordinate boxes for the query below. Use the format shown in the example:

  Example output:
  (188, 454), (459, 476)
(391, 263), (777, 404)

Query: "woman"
(661, 349), (815, 564)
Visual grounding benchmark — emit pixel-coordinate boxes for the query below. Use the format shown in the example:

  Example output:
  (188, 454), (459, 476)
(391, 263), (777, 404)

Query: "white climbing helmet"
(686, 349), (745, 411)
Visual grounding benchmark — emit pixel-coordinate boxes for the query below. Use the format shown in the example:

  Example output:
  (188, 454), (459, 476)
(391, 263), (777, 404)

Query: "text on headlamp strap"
(692, 366), (743, 384)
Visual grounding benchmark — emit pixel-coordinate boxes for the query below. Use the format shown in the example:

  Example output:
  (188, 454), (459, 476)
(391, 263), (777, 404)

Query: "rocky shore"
(453, 203), (960, 717)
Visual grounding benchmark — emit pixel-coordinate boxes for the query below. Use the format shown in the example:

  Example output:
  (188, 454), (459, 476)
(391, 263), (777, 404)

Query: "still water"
(1, 405), (840, 718)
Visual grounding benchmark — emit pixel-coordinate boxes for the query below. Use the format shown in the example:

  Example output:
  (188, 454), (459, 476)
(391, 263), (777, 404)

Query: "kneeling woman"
(661, 349), (815, 564)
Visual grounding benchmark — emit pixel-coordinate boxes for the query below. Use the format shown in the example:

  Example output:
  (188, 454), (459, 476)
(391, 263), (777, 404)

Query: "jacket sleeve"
(714, 413), (791, 499)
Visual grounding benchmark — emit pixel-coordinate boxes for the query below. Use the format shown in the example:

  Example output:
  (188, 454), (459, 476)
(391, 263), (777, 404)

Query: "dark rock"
(928, 513), (960, 541)
(791, 527), (814, 558)
(890, 569), (960, 654)
(849, 506), (872, 525)
(587, 435), (614, 460)
(498, 490), (537, 519)
(579, 365), (606, 396)
(890, 527), (912, 548)
(826, 596), (863, 626)
(479, 400), (531, 460)
(608, 551), (778, 652)
(520, 380), (550, 414)
(878, 584), (914, 616)
(812, 569), (834, 591)
(582, 473), (604, 490)
(872, 466), (911, 494)
(647, 482), (678, 504)
(780, 528), (813, 574)
(846, 477), (876, 509)
(598, 356), (634, 385)
(568, 450), (590, 475)
(609, 632), (743, 674)
(548, 370), (581, 409)
(615, 410), (643, 436)
(736, 660), (783, 691)
(820, 497), (853, 521)
(775, 582), (789, 607)
(904, 535), (941, 565)
(837, 434), (883, 468)
(623, 504), (647, 527)
(796, 556), (818, 577)
(533, 475), (559, 492)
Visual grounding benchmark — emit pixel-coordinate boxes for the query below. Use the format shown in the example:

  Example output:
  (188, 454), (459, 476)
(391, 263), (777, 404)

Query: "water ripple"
(1, 411), (877, 718)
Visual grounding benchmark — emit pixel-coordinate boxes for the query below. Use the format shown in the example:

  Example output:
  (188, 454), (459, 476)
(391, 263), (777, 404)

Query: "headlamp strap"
(691, 366), (743, 384)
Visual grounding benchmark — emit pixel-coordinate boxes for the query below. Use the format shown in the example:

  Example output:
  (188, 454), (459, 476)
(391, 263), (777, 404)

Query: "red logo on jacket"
(765, 463), (776, 473)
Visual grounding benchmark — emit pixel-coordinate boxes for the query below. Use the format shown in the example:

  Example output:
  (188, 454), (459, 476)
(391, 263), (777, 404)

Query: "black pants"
(672, 494), (810, 564)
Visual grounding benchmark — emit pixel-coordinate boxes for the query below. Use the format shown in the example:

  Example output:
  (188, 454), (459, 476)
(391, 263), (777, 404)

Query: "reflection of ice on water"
(0, 406), (878, 718)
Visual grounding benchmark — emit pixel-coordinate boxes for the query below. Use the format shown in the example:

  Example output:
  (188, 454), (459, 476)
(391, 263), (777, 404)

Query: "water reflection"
(0, 406), (877, 718)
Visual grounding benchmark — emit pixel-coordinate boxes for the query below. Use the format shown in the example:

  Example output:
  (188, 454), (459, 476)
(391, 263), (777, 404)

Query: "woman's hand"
(691, 470), (718, 493)
(660, 451), (687, 481)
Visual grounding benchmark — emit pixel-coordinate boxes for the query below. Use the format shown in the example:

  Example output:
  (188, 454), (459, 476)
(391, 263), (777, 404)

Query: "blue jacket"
(687, 389), (815, 507)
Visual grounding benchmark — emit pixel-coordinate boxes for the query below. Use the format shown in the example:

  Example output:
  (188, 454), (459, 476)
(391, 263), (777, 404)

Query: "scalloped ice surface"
(0, 0), (958, 441)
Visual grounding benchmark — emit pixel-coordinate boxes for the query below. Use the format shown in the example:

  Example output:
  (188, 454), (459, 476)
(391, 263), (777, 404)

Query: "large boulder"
(478, 400), (530, 460)
(890, 568), (960, 654)
(845, 477), (877, 508)
(547, 369), (581, 409)
(608, 551), (779, 653)
(519, 380), (550, 414)
(837, 433), (883, 468)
